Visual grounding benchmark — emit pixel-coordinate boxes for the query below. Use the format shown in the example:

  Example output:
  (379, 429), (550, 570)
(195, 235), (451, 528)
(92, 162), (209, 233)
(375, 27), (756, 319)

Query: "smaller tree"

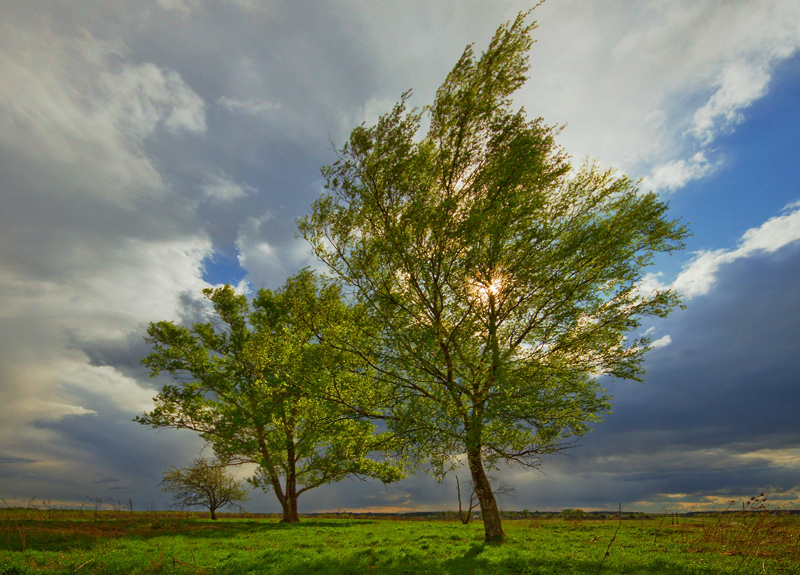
(160, 457), (249, 520)
(139, 270), (404, 523)
(455, 475), (515, 524)
(456, 475), (478, 524)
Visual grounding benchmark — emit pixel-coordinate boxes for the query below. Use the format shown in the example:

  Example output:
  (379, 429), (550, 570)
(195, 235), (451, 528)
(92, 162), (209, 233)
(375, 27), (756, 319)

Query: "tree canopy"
(138, 270), (403, 522)
(299, 11), (688, 541)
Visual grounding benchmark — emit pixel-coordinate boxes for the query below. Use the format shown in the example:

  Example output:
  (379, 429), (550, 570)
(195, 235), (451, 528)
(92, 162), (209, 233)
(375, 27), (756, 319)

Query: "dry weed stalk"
(690, 493), (799, 574)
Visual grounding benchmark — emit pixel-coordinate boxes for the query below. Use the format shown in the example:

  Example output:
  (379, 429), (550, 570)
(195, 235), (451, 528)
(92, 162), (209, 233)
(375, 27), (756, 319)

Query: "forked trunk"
(259, 460), (300, 523)
(467, 446), (505, 541)
(281, 425), (300, 523)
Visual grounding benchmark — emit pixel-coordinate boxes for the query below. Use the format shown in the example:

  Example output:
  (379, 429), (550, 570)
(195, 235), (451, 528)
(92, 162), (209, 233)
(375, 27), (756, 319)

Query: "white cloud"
(689, 62), (770, 145)
(62, 362), (155, 414)
(0, 23), (206, 206)
(234, 214), (316, 290)
(102, 63), (206, 137)
(201, 170), (254, 202)
(642, 152), (718, 193)
(650, 335), (672, 349)
(637, 272), (668, 297)
(0, 236), (212, 487)
(739, 201), (800, 252)
(672, 202), (800, 298)
(635, 202), (800, 300)
(339, 96), (398, 139)
(18, 400), (97, 422)
(521, 0), (800, 192)
(218, 95), (280, 116)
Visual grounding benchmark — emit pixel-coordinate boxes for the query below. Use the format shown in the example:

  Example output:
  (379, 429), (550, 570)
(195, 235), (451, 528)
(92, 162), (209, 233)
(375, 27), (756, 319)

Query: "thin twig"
(73, 558), (95, 572)
(596, 503), (622, 575)
(596, 522), (621, 575)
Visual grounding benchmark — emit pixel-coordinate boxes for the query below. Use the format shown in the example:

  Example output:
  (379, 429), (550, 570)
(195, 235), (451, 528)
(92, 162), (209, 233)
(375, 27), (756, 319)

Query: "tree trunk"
(467, 446), (505, 542)
(281, 422), (300, 523)
(210, 508), (218, 520)
(467, 292), (505, 542)
(281, 467), (300, 523)
(282, 491), (299, 523)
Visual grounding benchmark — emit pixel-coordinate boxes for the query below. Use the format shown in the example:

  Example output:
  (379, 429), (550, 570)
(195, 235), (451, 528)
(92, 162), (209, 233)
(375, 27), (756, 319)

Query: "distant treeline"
(3, 506), (797, 521)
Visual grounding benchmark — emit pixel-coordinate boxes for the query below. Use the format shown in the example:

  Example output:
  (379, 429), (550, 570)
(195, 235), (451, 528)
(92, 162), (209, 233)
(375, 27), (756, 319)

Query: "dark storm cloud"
(603, 241), (800, 447)
(31, 406), (204, 507)
(497, 242), (800, 511)
(70, 331), (154, 382)
(72, 288), (216, 385)
(0, 455), (38, 465)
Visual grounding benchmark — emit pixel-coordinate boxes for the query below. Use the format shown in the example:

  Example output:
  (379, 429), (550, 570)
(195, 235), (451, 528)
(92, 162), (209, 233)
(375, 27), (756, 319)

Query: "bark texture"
(467, 446), (505, 541)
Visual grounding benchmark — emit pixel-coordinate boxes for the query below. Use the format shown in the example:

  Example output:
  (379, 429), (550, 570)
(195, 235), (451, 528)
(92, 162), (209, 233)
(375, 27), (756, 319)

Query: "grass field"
(2, 509), (799, 574)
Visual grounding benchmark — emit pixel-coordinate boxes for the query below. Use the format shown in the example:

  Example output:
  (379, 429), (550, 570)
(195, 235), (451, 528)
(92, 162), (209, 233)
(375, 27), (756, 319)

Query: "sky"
(1, 0), (799, 515)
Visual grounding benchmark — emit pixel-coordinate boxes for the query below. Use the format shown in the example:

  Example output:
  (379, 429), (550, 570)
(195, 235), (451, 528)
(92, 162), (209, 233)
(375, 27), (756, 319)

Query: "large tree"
(138, 270), (403, 522)
(299, 12), (688, 541)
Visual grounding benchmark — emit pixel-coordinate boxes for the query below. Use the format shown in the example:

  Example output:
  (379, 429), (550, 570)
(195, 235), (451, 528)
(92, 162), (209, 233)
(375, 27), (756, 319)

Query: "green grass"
(1, 511), (798, 575)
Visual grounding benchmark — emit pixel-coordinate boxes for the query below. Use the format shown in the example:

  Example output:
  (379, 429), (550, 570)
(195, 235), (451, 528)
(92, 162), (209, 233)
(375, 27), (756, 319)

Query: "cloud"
(671, 202), (800, 298)
(201, 170), (254, 202)
(0, 7), (214, 505)
(641, 152), (719, 193)
(217, 96), (281, 116)
(689, 62), (771, 144)
(0, 455), (39, 465)
(234, 214), (316, 289)
(638, 202), (800, 300)
(0, 237), (212, 468)
(0, 23), (206, 208)
(524, 0), (800, 192)
(101, 62), (206, 137)
(650, 335), (672, 349)
(156, 0), (200, 16)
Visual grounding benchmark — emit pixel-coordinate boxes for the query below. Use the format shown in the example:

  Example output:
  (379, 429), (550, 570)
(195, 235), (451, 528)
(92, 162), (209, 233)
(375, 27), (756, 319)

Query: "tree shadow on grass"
(5, 519), (749, 574)
(211, 541), (714, 575)
(0, 518), (377, 553)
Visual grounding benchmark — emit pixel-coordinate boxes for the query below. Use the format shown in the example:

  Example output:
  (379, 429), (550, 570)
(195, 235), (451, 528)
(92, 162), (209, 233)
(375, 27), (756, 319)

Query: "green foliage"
(299, 10), (688, 541)
(160, 457), (249, 520)
(137, 269), (403, 522)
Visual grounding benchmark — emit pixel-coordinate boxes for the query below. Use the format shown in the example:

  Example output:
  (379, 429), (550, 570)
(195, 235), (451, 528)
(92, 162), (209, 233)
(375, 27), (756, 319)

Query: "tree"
(561, 508), (585, 521)
(298, 11), (688, 541)
(456, 475), (478, 524)
(160, 457), (249, 520)
(137, 270), (403, 523)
